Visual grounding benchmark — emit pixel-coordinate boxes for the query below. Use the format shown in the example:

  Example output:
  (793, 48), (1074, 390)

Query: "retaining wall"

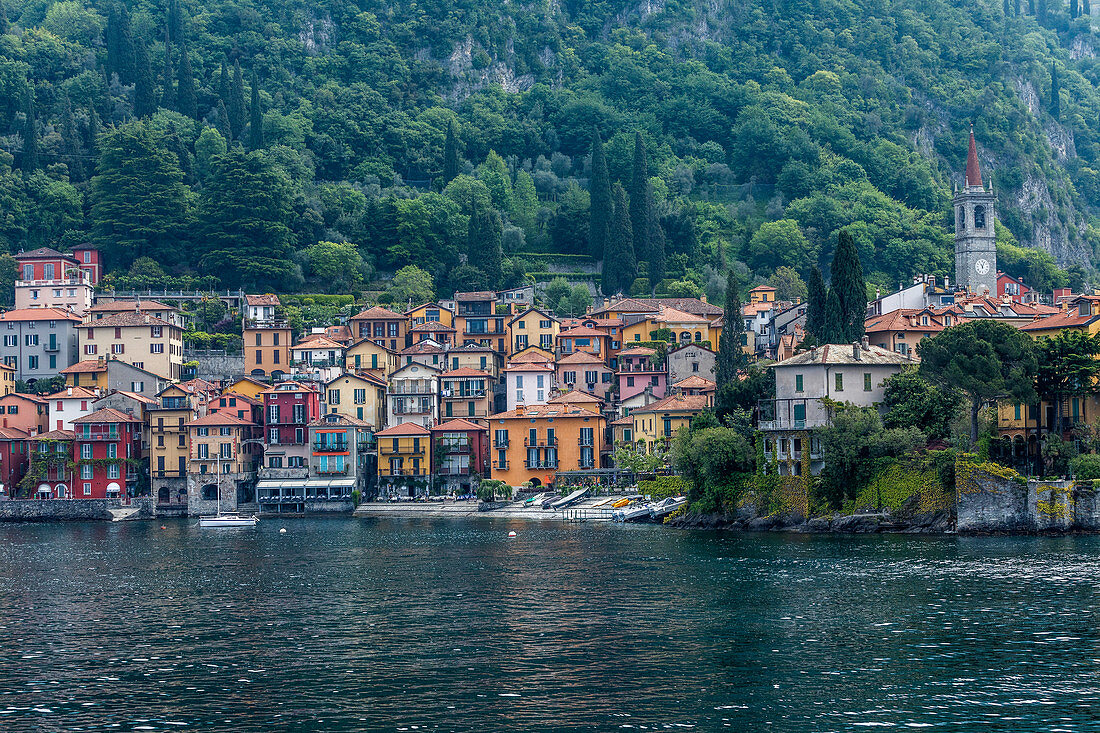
(0, 499), (113, 522)
(957, 458), (1100, 532)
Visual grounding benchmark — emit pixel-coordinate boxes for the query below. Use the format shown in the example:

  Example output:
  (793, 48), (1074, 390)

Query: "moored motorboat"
(199, 513), (259, 528)
(524, 492), (549, 507)
(648, 496), (688, 521)
(549, 488), (588, 510)
(612, 503), (652, 522)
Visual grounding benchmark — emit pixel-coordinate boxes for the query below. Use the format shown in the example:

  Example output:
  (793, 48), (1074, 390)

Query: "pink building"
(616, 346), (667, 402)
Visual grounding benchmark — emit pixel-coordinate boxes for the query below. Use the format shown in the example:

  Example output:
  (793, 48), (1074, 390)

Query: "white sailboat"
(199, 473), (258, 528)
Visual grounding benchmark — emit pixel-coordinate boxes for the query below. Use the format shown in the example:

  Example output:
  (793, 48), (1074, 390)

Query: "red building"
(208, 391), (264, 424)
(72, 246), (102, 285)
(0, 427), (30, 498)
(23, 430), (73, 499)
(13, 247), (81, 282)
(71, 408), (143, 501)
(430, 418), (488, 495)
(261, 382), (321, 470)
(997, 271), (1031, 303)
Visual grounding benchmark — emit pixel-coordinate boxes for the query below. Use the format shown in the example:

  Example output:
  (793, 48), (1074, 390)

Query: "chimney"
(516, 404), (526, 416)
(944, 276), (950, 290)
(144, 315), (150, 324)
(861, 335), (869, 351)
(700, 295), (707, 304)
(852, 342), (861, 360)
(67, 387), (73, 396)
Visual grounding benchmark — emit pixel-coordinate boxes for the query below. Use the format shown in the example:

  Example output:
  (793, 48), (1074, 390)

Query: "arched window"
(694, 331), (702, 341)
(201, 484), (218, 501)
(974, 205), (986, 229)
(958, 207), (966, 231)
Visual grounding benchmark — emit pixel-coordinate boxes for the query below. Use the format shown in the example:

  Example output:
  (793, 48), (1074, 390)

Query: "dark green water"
(0, 519), (1097, 732)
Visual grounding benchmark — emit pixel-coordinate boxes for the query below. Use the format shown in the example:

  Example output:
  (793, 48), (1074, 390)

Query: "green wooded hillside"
(1, 0), (1098, 301)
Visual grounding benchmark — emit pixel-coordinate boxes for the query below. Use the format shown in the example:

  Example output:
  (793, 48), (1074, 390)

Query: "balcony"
(244, 317), (289, 329)
(578, 438), (594, 447)
(384, 468), (427, 477)
(493, 460), (509, 470)
(388, 386), (435, 395)
(392, 407), (432, 416)
(524, 460), (559, 469)
(524, 436), (558, 447)
(313, 441), (349, 453)
(441, 389), (487, 398)
(493, 439), (509, 448)
(43, 341), (60, 353)
(439, 441), (471, 453)
(438, 466), (474, 476)
(80, 429), (120, 441)
(16, 276), (89, 287)
(315, 466), (349, 475)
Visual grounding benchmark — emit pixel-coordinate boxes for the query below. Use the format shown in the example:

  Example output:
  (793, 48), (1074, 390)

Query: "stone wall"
(0, 499), (113, 522)
(957, 458), (1100, 532)
(186, 473), (254, 516)
(184, 351), (246, 382)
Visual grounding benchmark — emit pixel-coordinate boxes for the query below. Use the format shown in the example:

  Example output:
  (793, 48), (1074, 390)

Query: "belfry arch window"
(974, 205), (986, 229)
(957, 207), (966, 231)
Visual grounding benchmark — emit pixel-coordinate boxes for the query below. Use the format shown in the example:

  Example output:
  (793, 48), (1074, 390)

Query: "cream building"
(78, 312), (184, 380)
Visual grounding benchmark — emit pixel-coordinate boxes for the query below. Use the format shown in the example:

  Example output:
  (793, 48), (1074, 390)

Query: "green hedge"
(280, 294), (355, 307)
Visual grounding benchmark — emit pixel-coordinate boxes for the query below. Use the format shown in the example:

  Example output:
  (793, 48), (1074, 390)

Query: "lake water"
(0, 519), (1098, 732)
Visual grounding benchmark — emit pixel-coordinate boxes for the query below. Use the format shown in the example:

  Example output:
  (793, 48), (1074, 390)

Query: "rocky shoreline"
(668, 509), (956, 534)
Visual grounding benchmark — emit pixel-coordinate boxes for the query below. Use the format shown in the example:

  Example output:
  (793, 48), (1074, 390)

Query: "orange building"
(488, 403), (605, 489)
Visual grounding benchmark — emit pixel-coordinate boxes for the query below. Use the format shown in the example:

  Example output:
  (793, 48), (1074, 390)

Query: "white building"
(386, 362), (440, 428)
(44, 386), (97, 432)
(502, 359), (556, 411)
(759, 338), (916, 475)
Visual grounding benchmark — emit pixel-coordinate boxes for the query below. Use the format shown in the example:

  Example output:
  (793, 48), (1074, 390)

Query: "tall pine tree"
(645, 181), (666, 294)
(217, 59), (229, 110)
(216, 99), (231, 142)
(716, 268), (747, 388)
(168, 0), (185, 43)
(589, 129), (612, 263)
(162, 35), (175, 110)
(442, 119), (460, 184)
(249, 70), (263, 150)
(822, 290), (845, 343)
(602, 183), (635, 296)
(831, 230), (866, 342)
(805, 266), (827, 341)
(229, 60), (245, 141)
(176, 45), (197, 119)
(629, 131), (649, 264)
(21, 88), (38, 173)
(133, 36), (156, 118)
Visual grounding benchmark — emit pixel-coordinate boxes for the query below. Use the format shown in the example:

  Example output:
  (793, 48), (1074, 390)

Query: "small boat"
(613, 503), (652, 522)
(540, 494), (558, 509)
(199, 513), (259, 528)
(549, 488), (588, 510)
(524, 492), (549, 507)
(649, 496), (688, 521)
(611, 494), (642, 509)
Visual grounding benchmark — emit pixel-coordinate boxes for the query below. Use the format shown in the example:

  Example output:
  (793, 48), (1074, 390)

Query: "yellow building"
(376, 422), (432, 496)
(488, 403), (605, 489)
(444, 344), (502, 378)
(507, 308), (560, 356)
(405, 302), (455, 329)
(1018, 306), (1100, 340)
(348, 305), (407, 351)
(0, 362), (14, 395)
(748, 285), (777, 304)
(78, 312), (184, 380)
(224, 376), (269, 400)
(186, 412), (260, 476)
(611, 415), (634, 446)
(630, 393), (709, 453)
(324, 372), (388, 428)
(346, 338), (401, 376)
(440, 368), (494, 423)
(622, 305), (713, 349)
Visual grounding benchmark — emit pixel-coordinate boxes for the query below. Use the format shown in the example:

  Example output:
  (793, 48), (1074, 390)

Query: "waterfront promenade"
(353, 497), (620, 520)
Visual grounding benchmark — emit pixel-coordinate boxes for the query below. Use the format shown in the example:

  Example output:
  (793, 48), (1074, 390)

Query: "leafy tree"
(387, 264), (435, 305)
(1036, 330), (1100, 435)
(716, 267), (745, 388)
(248, 71), (263, 150)
(549, 182), (589, 255)
(442, 119), (460, 184)
(831, 229), (866, 342)
(195, 147), (298, 288)
(478, 150), (512, 213)
(20, 89), (38, 173)
(511, 170), (538, 237)
(671, 424), (754, 508)
(882, 368), (960, 441)
(919, 320), (1038, 446)
(127, 256), (167, 287)
(630, 131), (649, 263)
(603, 182), (635, 295)
(805, 266), (827, 341)
(566, 284), (592, 316)
(133, 36), (155, 118)
(0, 254), (16, 307)
(543, 276), (571, 308)
(589, 129), (611, 261)
(716, 365), (774, 423)
(194, 126), (227, 181)
(90, 122), (192, 269)
(768, 266), (808, 302)
(747, 219), (813, 273)
(176, 44), (196, 119)
(302, 241), (366, 293)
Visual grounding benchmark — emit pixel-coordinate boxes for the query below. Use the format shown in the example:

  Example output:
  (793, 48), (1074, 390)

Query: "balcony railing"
(43, 341), (60, 352)
(441, 390), (487, 398)
(16, 277), (89, 287)
(392, 407), (432, 415)
(388, 386), (435, 395)
(384, 468), (427, 477)
(438, 466), (474, 476)
(493, 439), (509, 448)
(440, 441), (471, 453)
(524, 437), (558, 447)
(493, 460), (509, 469)
(524, 460), (559, 469)
(578, 437), (594, 447)
(315, 466), (349, 475)
(313, 441), (348, 452)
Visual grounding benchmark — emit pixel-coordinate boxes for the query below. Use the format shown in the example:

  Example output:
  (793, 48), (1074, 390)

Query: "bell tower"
(953, 126), (997, 295)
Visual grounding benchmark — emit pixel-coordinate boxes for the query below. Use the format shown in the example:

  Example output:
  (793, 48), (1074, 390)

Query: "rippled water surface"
(1, 520), (1099, 731)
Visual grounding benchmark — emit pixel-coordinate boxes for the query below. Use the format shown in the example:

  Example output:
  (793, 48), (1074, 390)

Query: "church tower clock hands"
(953, 125), (997, 296)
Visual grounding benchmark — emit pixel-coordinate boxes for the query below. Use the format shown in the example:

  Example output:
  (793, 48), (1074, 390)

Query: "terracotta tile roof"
(410, 321), (456, 332)
(60, 360), (107, 374)
(548, 389), (602, 405)
(107, 390), (157, 405)
(187, 412), (255, 427)
(375, 422), (431, 436)
(72, 407), (141, 424)
(351, 305), (404, 320)
(431, 418), (487, 432)
(79, 312), (174, 329)
(213, 391), (262, 406)
(864, 309), (945, 334)
(454, 291), (496, 300)
(774, 343), (918, 366)
(441, 367), (492, 378)
(3, 392), (47, 404)
(502, 362), (555, 372)
(400, 341), (444, 355)
(558, 326), (606, 338)
(0, 427), (31, 440)
(88, 300), (173, 313)
(610, 415), (633, 426)
(634, 393), (710, 414)
(309, 414), (372, 427)
(749, 285), (777, 292)
(32, 429), (74, 441)
(593, 297), (723, 317)
(658, 305), (710, 323)
(14, 247), (74, 260)
(490, 404), (603, 419)
(508, 348), (554, 363)
(1019, 311), (1100, 332)
(0, 307), (82, 322)
(673, 376), (716, 391)
(45, 386), (99, 400)
(617, 346), (657, 357)
(556, 351), (605, 365)
(292, 335), (345, 350)
(508, 307), (558, 325)
(245, 294), (280, 306)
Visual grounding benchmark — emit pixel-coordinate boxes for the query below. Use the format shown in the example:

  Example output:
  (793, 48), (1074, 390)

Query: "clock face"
(974, 258), (991, 276)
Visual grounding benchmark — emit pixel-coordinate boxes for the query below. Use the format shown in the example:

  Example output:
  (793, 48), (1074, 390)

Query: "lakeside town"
(0, 133), (1097, 530)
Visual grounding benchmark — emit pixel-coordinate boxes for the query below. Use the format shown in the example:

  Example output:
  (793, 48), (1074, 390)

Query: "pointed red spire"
(965, 125), (982, 188)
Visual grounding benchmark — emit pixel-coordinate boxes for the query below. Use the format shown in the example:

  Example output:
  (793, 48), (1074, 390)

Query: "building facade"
(0, 307), (82, 382)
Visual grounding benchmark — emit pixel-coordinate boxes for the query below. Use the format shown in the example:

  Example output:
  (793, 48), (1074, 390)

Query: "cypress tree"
(589, 128), (612, 263)
(116, 3), (136, 83)
(1085, 0), (1092, 16)
(218, 59), (229, 109)
(134, 37), (156, 118)
(60, 95), (85, 181)
(823, 289), (845, 343)
(831, 230), (866, 342)
(603, 183), (635, 296)
(1050, 62), (1061, 119)
(249, 70), (263, 150)
(87, 106), (102, 160)
(106, 4), (120, 79)
(21, 88), (38, 173)
(216, 99), (231, 142)
(168, 0), (185, 43)
(0, 0), (9, 34)
(483, 210), (503, 289)
(805, 266), (827, 341)
(1038, 0), (1048, 24)
(229, 60), (245, 140)
(629, 131), (649, 264)
(162, 35), (175, 110)
(716, 268), (746, 388)
(176, 45), (197, 119)
(442, 119), (460, 184)
(645, 181), (665, 294)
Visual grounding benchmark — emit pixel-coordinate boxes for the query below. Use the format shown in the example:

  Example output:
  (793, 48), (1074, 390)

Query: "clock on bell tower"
(953, 126), (997, 296)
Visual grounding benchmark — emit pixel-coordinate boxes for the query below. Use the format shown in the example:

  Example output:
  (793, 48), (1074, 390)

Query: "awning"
(106, 482), (121, 493)
(256, 477), (355, 491)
